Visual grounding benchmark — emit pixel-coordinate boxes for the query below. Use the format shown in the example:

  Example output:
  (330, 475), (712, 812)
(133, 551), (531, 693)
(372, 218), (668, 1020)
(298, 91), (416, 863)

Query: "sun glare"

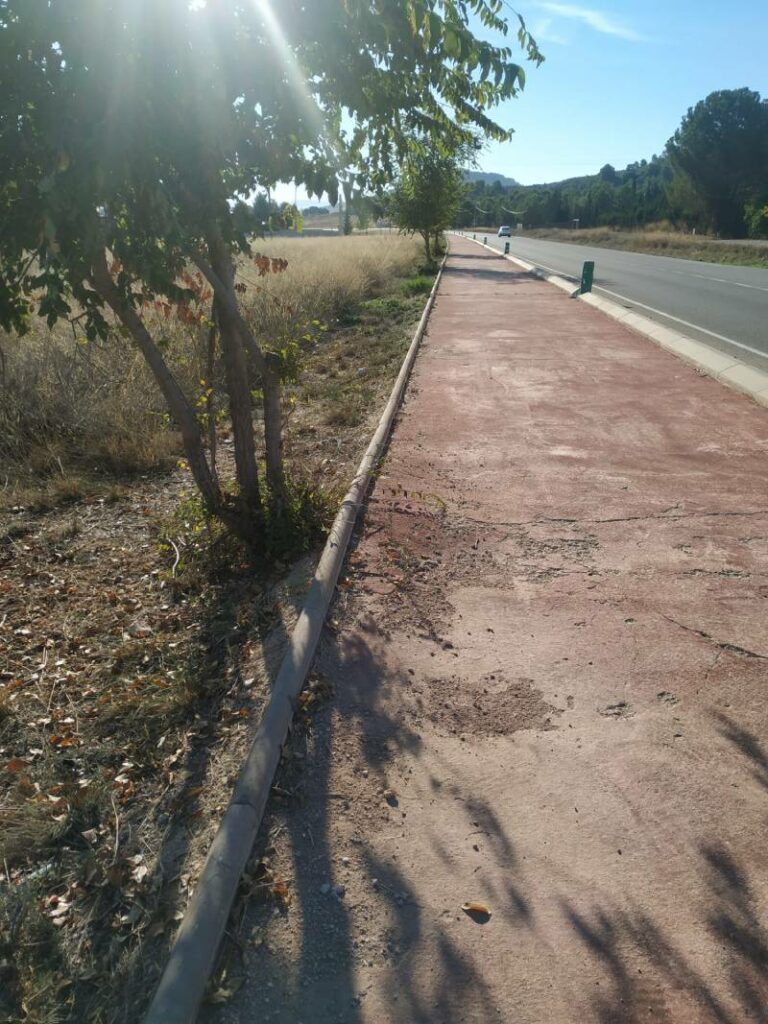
(251, 0), (328, 141)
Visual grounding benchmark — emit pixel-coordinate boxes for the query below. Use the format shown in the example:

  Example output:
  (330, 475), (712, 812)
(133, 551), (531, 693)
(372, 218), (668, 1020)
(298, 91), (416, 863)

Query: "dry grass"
(0, 314), (202, 511)
(0, 234), (423, 513)
(241, 233), (424, 322)
(523, 225), (768, 268)
(0, 232), (430, 1024)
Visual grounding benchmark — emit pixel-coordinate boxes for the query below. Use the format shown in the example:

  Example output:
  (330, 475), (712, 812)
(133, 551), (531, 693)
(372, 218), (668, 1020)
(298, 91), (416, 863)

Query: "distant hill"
(464, 170), (519, 187)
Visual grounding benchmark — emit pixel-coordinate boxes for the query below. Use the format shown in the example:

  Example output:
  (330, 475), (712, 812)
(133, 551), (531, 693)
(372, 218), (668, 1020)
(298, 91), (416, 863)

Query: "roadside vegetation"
(389, 151), (465, 260)
(521, 224), (768, 269)
(0, 1), (540, 553)
(459, 88), (768, 242)
(0, 232), (433, 1024)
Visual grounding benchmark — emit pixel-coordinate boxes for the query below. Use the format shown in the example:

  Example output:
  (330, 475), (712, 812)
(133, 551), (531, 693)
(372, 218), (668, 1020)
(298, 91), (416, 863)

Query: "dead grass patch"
(0, 233), (430, 1023)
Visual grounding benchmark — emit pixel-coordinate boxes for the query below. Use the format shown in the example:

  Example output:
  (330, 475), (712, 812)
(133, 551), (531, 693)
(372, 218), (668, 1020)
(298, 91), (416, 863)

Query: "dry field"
(0, 233), (434, 1023)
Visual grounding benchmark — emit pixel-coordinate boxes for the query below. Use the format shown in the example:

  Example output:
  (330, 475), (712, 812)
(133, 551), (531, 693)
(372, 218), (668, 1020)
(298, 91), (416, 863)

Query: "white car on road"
(497, 225), (512, 237)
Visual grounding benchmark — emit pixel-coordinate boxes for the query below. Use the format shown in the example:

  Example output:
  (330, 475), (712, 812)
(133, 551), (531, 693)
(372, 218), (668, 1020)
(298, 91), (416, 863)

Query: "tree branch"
(191, 251), (268, 375)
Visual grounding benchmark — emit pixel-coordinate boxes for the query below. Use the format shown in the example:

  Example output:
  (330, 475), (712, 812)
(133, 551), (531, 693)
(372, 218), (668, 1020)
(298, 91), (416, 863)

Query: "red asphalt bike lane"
(210, 234), (768, 1024)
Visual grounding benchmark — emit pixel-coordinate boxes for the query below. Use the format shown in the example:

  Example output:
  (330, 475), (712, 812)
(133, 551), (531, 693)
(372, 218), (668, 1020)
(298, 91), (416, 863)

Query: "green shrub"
(401, 275), (434, 297)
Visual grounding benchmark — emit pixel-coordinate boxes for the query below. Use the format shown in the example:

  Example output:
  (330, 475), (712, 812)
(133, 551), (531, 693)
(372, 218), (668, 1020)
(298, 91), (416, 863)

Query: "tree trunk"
(193, 249), (289, 509)
(421, 231), (431, 261)
(263, 355), (287, 512)
(216, 306), (262, 515)
(90, 251), (222, 516)
(342, 179), (353, 236)
(205, 310), (220, 490)
(206, 237), (263, 521)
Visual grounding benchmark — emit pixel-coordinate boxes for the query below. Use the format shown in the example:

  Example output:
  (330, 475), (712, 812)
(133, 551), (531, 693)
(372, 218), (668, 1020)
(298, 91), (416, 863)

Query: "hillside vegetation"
(459, 88), (768, 242)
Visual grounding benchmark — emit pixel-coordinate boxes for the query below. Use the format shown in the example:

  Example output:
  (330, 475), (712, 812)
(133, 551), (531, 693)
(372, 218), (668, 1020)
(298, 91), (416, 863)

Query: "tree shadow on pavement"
(200, 614), (525, 1023)
(442, 264), (532, 285)
(447, 251), (505, 259)
(714, 711), (768, 792)
(561, 712), (768, 1024)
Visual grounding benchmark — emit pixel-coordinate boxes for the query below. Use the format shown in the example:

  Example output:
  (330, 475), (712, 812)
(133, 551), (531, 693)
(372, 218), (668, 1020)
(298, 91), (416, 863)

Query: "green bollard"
(504, 241), (510, 255)
(473, 233), (476, 240)
(580, 260), (595, 293)
(483, 235), (487, 245)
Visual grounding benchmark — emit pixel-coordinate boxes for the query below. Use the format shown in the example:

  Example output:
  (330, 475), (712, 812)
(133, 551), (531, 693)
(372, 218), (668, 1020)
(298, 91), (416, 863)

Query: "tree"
(389, 151), (466, 259)
(0, 0), (541, 545)
(665, 171), (708, 230)
(667, 88), (768, 237)
(745, 197), (768, 239)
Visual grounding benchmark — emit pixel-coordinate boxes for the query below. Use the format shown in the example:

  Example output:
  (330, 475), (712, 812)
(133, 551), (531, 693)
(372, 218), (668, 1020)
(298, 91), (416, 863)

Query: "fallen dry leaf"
(462, 901), (492, 919)
(207, 977), (244, 1004)
(272, 879), (292, 906)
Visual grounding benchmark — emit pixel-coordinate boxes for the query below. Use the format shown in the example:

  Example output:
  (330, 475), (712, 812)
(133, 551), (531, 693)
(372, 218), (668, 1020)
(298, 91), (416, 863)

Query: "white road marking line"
(499, 245), (768, 362)
(595, 285), (768, 360)
(671, 270), (768, 293)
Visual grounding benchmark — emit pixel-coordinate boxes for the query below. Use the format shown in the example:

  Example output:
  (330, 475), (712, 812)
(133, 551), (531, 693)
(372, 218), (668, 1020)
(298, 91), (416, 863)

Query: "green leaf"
(444, 28), (461, 59)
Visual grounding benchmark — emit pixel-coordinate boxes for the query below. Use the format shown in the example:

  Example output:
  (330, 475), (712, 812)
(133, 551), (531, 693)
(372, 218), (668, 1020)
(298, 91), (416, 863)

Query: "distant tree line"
(232, 194), (308, 235)
(457, 89), (768, 239)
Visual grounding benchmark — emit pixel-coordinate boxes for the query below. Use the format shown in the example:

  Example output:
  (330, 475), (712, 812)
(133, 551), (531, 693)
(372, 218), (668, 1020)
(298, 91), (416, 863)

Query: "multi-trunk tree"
(0, 0), (541, 546)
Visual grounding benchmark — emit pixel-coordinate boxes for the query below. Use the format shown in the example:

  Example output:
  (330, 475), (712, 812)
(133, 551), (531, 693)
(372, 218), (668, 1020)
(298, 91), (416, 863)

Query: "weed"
(325, 398), (365, 428)
(43, 514), (81, 545)
(160, 476), (339, 581)
(362, 296), (412, 317)
(27, 476), (88, 514)
(402, 274), (434, 297)
(418, 260), (441, 275)
(0, 801), (69, 868)
(263, 480), (340, 561)
(0, 881), (67, 1024)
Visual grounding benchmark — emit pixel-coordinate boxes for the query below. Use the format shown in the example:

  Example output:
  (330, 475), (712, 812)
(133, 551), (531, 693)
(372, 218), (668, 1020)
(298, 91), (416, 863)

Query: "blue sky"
(273, 0), (767, 202)
(479, 0), (768, 184)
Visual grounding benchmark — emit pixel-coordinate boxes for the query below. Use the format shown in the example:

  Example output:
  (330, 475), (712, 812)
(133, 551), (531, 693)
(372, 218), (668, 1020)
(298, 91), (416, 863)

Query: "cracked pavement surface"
(206, 236), (768, 1024)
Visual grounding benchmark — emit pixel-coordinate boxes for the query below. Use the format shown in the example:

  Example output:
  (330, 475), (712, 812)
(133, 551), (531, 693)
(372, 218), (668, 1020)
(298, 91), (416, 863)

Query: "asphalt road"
(473, 233), (768, 370)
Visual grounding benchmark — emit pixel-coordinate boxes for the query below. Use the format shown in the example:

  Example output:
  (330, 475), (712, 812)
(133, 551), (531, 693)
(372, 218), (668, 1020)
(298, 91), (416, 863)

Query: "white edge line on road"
(671, 270), (768, 293)
(593, 284), (768, 361)
(484, 239), (768, 363)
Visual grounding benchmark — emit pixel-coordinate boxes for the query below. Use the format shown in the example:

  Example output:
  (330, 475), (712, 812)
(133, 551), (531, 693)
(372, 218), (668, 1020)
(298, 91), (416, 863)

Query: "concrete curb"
(455, 233), (768, 408)
(143, 255), (447, 1024)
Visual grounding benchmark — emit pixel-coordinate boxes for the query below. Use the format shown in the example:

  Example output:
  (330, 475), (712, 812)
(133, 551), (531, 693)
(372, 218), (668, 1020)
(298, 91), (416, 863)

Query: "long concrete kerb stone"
(142, 253), (448, 1024)
(454, 232), (768, 407)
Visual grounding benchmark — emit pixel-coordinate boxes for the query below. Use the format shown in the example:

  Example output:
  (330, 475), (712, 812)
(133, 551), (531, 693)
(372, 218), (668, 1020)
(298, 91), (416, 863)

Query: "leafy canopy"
(667, 88), (768, 237)
(389, 151), (466, 255)
(0, 0), (542, 335)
